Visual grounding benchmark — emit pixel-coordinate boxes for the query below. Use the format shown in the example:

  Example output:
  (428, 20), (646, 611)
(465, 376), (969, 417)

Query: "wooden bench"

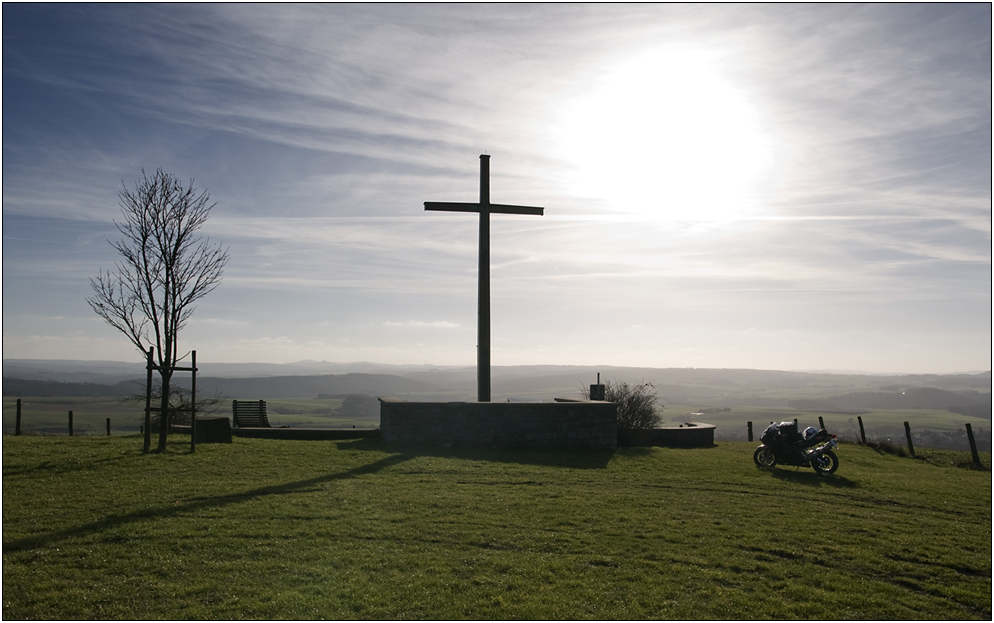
(232, 400), (271, 428)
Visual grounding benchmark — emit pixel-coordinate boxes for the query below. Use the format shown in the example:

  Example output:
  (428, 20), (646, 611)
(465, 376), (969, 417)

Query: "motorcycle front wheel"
(811, 450), (839, 474)
(753, 446), (778, 468)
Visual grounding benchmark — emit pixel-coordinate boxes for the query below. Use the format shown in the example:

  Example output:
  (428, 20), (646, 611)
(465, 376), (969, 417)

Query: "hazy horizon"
(3, 5), (991, 375)
(4, 356), (990, 379)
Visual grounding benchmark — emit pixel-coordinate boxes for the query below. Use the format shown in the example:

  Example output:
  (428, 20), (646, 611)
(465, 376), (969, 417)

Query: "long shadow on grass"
(766, 468), (858, 488)
(335, 437), (617, 469)
(2, 450), (146, 478)
(2, 452), (414, 554)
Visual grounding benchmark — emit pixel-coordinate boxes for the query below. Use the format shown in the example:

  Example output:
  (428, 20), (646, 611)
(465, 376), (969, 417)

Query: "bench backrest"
(232, 400), (271, 428)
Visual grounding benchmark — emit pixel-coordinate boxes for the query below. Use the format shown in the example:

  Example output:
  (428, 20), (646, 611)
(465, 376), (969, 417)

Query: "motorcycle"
(753, 421), (839, 474)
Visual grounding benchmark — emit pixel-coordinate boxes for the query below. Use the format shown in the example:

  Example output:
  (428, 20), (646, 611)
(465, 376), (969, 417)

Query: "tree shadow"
(335, 437), (616, 469)
(2, 440), (156, 477)
(2, 452), (414, 554)
(765, 467), (859, 488)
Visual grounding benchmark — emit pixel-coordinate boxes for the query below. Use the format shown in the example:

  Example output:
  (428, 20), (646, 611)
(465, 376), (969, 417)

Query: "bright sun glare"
(554, 47), (774, 222)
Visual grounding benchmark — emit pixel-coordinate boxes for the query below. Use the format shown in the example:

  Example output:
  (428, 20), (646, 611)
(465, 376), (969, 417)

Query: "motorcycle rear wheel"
(811, 450), (839, 474)
(753, 446), (777, 468)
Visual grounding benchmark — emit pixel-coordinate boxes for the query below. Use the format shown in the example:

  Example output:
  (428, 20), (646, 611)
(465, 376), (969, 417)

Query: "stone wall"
(379, 399), (617, 449)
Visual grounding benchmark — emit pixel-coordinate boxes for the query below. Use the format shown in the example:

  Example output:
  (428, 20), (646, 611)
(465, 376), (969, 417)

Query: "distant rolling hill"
(3, 360), (990, 408)
(2, 377), (144, 398)
(172, 374), (436, 399)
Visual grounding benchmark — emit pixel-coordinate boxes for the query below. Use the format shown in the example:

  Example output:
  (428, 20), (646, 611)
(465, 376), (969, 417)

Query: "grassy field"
(6, 396), (986, 443)
(2, 435), (990, 620)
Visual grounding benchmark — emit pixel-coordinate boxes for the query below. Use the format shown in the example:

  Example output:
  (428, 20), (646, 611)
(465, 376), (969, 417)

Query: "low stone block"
(195, 416), (232, 444)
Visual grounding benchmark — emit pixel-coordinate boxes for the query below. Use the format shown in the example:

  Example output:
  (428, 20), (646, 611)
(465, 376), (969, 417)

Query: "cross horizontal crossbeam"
(424, 201), (544, 216)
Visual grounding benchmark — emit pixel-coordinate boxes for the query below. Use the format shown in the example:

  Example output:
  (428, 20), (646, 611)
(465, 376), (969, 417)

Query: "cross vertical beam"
(478, 155), (491, 402)
(425, 155), (543, 402)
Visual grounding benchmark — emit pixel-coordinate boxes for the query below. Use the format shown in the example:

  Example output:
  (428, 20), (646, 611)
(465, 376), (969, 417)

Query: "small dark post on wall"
(904, 421), (915, 457)
(747, 421), (753, 442)
(15, 399), (22, 436)
(857, 416), (866, 444)
(818, 416), (825, 430)
(965, 423), (981, 465)
(68, 411), (74, 437)
(590, 373), (606, 401)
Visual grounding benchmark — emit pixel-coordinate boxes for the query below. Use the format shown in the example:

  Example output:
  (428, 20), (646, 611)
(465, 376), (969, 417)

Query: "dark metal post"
(69, 411), (74, 436)
(857, 416), (866, 444)
(478, 154), (491, 403)
(144, 347), (154, 453)
(190, 350), (197, 452)
(904, 421), (915, 457)
(106, 418), (111, 436)
(747, 421), (753, 442)
(15, 398), (21, 436)
(818, 416), (825, 430)
(965, 423), (981, 466)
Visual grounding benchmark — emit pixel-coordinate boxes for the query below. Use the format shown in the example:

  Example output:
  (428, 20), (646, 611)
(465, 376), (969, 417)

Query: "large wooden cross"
(425, 155), (544, 402)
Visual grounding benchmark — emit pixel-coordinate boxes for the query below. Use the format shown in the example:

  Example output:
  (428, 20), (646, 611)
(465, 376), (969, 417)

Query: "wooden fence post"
(106, 418), (111, 436)
(69, 411), (74, 437)
(818, 416), (825, 430)
(190, 350), (197, 453)
(144, 347), (154, 453)
(857, 416), (866, 444)
(16, 398), (22, 436)
(747, 421), (753, 442)
(904, 421), (915, 457)
(965, 423), (981, 466)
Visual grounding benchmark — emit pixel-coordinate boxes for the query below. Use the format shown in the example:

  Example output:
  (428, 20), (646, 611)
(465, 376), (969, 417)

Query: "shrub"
(122, 383), (225, 430)
(586, 380), (661, 432)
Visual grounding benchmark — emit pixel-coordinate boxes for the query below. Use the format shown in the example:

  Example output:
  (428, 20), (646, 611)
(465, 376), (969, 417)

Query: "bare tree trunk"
(157, 370), (172, 452)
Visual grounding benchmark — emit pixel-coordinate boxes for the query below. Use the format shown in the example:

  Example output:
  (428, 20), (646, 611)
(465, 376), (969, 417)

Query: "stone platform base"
(379, 398), (618, 449)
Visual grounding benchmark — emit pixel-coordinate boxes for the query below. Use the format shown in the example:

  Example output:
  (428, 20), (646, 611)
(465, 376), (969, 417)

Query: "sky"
(3, 4), (991, 374)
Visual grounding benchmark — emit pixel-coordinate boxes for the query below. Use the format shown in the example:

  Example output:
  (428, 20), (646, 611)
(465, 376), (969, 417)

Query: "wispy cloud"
(383, 321), (460, 329)
(3, 4), (989, 372)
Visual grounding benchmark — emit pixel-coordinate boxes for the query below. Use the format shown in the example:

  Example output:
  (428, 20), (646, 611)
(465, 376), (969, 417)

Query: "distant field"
(2, 397), (144, 435)
(3, 436), (989, 620)
(5, 396), (988, 452)
(663, 404), (991, 451)
(2, 397), (377, 435)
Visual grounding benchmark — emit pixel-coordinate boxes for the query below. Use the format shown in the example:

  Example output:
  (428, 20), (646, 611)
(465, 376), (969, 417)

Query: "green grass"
(3, 435), (990, 620)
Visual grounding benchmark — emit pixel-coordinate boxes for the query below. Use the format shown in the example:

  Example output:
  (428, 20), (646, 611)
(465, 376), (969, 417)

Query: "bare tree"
(88, 168), (229, 452)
